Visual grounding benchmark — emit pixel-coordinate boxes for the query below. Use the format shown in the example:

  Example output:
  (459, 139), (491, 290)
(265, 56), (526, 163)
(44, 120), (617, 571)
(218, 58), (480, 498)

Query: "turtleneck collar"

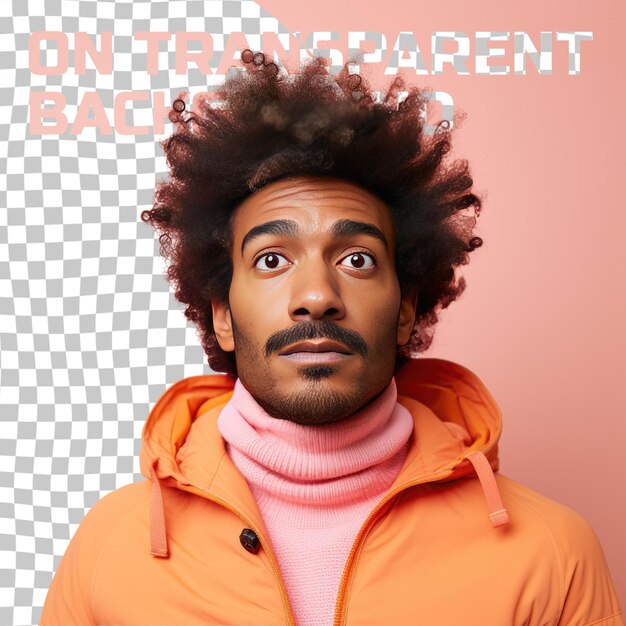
(216, 377), (415, 522)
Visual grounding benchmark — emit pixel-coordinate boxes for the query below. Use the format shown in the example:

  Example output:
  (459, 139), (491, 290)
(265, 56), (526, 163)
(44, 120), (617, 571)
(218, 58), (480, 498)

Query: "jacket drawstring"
(465, 450), (510, 528)
(149, 457), (169, 557)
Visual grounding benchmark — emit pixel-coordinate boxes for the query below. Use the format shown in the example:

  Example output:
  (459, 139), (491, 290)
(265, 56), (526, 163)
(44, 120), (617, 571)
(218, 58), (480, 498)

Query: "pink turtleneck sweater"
(217, 378), (414, 626)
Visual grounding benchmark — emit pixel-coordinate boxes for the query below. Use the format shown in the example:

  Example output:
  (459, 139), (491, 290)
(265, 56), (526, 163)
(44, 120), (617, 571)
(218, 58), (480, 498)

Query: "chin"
(261, 375), (374, 426)
(296, 365), (338, 381)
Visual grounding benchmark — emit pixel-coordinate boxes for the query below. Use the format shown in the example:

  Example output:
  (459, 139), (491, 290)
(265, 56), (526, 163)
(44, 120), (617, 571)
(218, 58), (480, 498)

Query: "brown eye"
(350, 254), (364, 268)
(255, 252), (288, 271)
(339, 252), (375, 270)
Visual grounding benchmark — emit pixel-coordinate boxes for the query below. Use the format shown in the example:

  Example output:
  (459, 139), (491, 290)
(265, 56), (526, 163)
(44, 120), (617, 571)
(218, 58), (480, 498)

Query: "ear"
(211, 300), (235, 352)
(396, 292), (417, 347)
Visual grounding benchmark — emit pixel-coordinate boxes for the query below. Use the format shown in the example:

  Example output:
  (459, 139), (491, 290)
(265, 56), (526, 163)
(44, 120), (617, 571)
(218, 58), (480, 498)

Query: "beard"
(230, 317), (393, 426)
(253, 373), (373, 425)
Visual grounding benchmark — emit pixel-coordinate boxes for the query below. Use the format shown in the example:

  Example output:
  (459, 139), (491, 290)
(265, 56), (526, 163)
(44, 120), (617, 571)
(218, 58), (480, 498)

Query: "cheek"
(352, 281), (401, 344)
(231, 260), (293, 314)
(228, 278), (284, 346)
(367, 272), (400, 313)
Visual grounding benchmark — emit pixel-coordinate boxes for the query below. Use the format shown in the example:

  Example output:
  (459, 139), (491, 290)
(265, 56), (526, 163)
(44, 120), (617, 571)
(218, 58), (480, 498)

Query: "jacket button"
(239, 528), (260, 554)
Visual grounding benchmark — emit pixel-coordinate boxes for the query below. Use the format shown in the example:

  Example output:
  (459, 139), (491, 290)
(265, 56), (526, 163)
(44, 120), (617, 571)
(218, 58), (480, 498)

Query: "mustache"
(264, 320), (369, 358)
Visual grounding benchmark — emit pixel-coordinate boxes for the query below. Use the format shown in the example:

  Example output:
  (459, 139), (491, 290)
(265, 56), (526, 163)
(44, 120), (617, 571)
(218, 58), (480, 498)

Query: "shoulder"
(497, 474), (598, 541)
(57, 481), (153, 573)
(78, 480), (152, 538)
(496, 474), (610, 560)
(51, 480), (155, 581)
(40, 481), (153, 624)
(496, 474), (622, 623)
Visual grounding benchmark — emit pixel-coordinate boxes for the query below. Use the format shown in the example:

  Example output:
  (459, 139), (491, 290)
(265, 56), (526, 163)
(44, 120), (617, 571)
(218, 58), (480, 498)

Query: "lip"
(278, 339), (353, 357)
(279, 351), (352, 363)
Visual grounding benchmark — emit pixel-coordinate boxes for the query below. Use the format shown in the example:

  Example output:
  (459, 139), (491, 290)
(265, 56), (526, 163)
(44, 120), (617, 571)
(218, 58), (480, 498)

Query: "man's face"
(212, 176), (416, 425)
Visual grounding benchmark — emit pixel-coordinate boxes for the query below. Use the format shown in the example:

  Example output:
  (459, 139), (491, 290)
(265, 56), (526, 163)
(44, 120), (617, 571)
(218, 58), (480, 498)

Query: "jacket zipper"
(177, 465), (472, 626)
(332, 470), (453, 626)
(181, 480), (296, 626)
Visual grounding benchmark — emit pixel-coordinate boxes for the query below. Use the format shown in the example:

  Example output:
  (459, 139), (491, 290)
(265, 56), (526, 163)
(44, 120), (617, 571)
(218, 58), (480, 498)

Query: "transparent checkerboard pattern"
(0, 1), (300, 623)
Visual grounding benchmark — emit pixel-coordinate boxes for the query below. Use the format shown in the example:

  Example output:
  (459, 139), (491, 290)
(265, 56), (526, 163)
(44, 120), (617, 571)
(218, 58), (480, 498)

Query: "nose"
(289, 260), (346, 321)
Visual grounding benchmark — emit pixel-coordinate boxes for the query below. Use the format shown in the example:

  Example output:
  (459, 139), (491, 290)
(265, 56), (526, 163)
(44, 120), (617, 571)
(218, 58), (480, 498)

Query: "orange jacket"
(40, 358), (623, 625)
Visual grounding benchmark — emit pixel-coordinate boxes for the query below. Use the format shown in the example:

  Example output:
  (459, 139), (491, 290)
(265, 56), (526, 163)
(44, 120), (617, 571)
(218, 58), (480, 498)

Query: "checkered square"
(0, 1), (290, 624)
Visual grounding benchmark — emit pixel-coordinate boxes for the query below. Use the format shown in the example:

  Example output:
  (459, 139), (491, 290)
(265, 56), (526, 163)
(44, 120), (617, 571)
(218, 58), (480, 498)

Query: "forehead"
(231, 176), (394, 244)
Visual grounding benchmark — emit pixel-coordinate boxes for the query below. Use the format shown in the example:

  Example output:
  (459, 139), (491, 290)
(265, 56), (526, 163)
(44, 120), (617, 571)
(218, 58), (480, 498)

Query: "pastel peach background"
(257, 0), (626, 608)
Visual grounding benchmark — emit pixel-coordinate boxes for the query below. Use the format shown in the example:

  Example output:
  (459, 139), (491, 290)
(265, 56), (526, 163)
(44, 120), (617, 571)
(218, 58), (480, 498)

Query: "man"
(41, 50), (622, 625)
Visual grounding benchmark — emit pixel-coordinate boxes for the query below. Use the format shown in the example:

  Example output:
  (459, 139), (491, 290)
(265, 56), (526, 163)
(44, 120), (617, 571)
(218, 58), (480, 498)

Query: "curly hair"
(141, 49), (483, 377)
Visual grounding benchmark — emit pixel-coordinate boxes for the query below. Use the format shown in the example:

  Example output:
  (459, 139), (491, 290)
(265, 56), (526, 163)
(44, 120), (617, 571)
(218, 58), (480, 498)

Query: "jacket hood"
(139, 357), (509, 558)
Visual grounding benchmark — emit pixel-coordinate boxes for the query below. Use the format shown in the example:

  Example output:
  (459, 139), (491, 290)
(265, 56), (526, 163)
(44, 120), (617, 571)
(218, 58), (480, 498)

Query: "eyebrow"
(331, 219), (388, 250)
(241, 218), (389, 255)
(241, 219), (299, 255)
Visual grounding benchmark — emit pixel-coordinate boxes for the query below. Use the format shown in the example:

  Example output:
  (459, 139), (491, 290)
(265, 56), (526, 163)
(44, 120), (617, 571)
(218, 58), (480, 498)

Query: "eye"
(339, 252), (375, 270)
(255, 252), (289, 271)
